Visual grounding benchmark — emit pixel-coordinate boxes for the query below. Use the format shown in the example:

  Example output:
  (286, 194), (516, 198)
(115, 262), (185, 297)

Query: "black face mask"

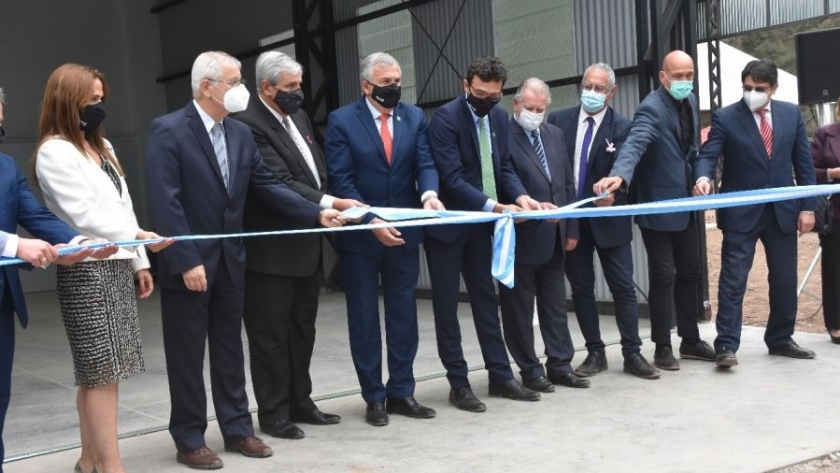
(368, 82), (401, 109)
(79, 103), (106, 132)
(0, 126), (5, 146)
(273, 88), (304, 115)
(467, 93), (500, 118)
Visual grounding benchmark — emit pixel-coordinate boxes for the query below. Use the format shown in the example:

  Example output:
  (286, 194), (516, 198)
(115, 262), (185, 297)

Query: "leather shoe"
(715, 346), (738, 368)
(679, 340), (716, 361)
(623, 352), (660, 379)
(449, 386), (486, 412)
(366, 401), (389, 426)
(290, 408), (341, 425)
(176, 446), (224, 470)
(386, 396), (436, 418)
(829, 329), (840, 345)
(574, 350), (608, 377)
(224, 436), (273, 458)
(653, 345), (680, 370)
(523, 375), (555, 393)
(768, 341), (816, 359)
(548, 372), (591, 388)
(489, 379), (541, 401)
(260, 420), (304, 439)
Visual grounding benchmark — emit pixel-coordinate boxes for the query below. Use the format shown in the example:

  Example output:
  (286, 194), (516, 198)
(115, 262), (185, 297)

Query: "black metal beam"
(150, 0), (188, 14)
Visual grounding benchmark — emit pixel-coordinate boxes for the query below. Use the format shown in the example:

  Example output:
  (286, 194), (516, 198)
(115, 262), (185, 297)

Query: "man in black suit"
(231, 52), (355, 440)
(499, 78), (587, 392)
(548, 63), (659, 380)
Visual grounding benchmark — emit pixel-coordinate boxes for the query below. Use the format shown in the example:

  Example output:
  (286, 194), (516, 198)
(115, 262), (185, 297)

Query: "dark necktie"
(578, 116), (595, 200)
(679, 101), (693, 152)
(530, 129), (551, 181)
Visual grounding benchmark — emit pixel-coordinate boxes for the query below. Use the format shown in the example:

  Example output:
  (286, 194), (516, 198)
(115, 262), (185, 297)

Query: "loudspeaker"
(796, 28), (840, 105)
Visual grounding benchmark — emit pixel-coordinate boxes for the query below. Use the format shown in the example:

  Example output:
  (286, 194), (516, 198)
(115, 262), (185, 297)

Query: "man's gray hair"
(191, 51), (241, 98)
(359, 52), (400, 82)
(583, 62), (616, 88)
(0, 87), (5, 105)
(256, 51), (303, 85)
(514, 77), (552, 104)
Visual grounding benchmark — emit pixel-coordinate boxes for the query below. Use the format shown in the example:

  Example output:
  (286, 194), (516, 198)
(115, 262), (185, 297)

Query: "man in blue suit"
(426, 56), (541, 412)
(146, 51), (344, 469)
(549, 63), (659, 380)
(595, 50), (715, 371)
(693, 58), (816, 367)
(499, 78), (587, 393)
(325, 52), (441, 427)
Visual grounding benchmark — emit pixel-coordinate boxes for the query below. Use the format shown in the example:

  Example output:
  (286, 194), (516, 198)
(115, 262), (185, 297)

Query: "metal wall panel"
(359, 1), (418, 104)
(832, 0), (840, 14)
(335, 27), (362, 106)
(720, 0), (765, 36)
(770, 0), (823, 25)
(573, 0), (638, 73)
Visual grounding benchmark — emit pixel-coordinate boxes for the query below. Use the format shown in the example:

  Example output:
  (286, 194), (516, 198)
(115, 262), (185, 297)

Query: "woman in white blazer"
(34, 63), (172, 473)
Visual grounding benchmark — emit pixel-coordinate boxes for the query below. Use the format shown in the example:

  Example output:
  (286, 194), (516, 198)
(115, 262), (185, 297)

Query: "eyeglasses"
(581, 83), (611, 94)
(469, 85), (502, 101)
(211, 77), (246, 88)
(743, 85), (769, 93)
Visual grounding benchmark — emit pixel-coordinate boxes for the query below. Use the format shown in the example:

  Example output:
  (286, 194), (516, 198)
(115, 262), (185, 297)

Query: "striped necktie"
(530, 129), (551, 181)
(211, 122), (229, 191)
(757, 108), (773, 158)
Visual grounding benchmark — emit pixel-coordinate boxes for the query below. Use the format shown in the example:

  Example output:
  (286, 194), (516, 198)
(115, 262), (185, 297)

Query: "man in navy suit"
(426, 56), (541, 412)
(595, 50), (715, 371)
(325, 52), (441, 427)
(693, 58), (816, 367)
(549, 63), (659, 380)
(499, 78), (588, 392)
(146, 51), (344, 469)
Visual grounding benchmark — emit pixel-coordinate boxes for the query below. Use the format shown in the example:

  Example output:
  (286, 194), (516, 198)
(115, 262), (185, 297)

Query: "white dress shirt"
(573, 107), (607, 195)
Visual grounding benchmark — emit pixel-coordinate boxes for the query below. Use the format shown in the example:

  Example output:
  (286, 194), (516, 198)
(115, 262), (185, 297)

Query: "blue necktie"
(578, 116), (595, 200)
(530, 129), (551, 182)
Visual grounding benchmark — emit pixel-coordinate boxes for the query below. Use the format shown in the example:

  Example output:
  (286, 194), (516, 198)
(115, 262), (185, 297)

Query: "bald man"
(594, 50), (715, 372)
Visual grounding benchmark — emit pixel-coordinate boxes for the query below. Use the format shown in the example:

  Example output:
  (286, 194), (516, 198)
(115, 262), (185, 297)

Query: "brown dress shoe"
(176, 446), (223, 470)
(224, 436), (273, 458)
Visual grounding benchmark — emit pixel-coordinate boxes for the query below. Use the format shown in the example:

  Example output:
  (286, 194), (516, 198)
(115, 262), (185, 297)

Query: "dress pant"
(243, 271), (319, 427)
(639, 216), (702, 347)
(425, 224), (514, 391)
(161, 259), (254, 453)
(499, 237), (574, 380)
(819, 218), (840, 331)
(0, 287), (13, 473)
(716, 205), (797, 351)
(565, 219), (642, 356)
(340, 245), (419, 404)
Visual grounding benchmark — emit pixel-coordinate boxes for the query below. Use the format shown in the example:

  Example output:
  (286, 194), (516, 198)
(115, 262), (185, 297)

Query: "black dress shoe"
(679, 340), (716, 361)
(489, 379), (541, 401)
(449, 386), (486, 412)
(768, 341), (816, 359)
(830, 330), (840, 344)
(715, 346), (738, 368)
(522, 375), (555, 393)
(365, 401), (389, 427)
(623, 352), (660, 379)
(259, 420), (305, 439)
(653, 345), (680, 370)
(386, 396), (436, 419)
(548, 372), (591, 388)
(290, 408), (341, 425)
(574, 350), (608, 377)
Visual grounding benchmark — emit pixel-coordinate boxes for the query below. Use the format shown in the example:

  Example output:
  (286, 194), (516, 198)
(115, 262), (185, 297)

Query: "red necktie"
(757, 108), (773, 158)
(380, 113), (392, 165)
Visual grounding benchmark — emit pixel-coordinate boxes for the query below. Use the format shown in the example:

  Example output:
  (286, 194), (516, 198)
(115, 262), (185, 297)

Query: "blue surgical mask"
(666, 76), (693, 101)
(580, 90), (606, 113)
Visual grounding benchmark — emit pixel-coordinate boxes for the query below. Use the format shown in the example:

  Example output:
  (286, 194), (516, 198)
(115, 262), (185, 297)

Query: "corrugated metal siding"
(335, 27), (361, 105)
(720, 0), (765, 36)
(832, 0), (840, 14)
(359, 0), (417, 104)
(573, 0), (638, 72)
(770, 0), (823, 24)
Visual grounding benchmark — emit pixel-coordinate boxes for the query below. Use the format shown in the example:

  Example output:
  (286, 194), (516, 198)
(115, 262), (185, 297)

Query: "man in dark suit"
(595, 50), (715, 371)
(146, 51), (344, 470)
(693, 58), (816, 367)
(549, 63), (659, 380)
(231, 51), (353, 440)
(426, 56), (541, 412)
(325, 52), (441, 427)
(499, 78), (587, 393)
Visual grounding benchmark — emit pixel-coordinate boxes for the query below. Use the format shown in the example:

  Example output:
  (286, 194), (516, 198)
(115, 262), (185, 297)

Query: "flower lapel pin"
(605, 139), (616, 153)
(305, 135), (313, 144)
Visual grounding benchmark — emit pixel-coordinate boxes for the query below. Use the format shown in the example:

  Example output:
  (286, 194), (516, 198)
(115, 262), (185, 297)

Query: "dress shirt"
(752, 100), (773, 129)
(573, 107), (606, 196)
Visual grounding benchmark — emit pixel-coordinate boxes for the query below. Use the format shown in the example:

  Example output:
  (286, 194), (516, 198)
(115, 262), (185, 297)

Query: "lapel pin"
(492, 131), (496, 138)
(605, 139), (616, 153)
(396, 116), (402, 122)
(305, 135), (313, 144)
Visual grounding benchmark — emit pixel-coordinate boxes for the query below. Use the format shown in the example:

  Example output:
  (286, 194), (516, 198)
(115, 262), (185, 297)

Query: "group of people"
(0, 45), (835, 473)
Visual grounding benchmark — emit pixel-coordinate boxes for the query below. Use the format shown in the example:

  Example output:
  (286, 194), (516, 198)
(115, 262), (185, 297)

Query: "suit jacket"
(694, 99), (816, 233)
(507, 119), (579, 265)
(426, 95), (527, 243)
(324, 97), (438, 254)
(0, 153), (78, 327)
(811, 122), (840, 220)
(146, 101), (321, 289)
(609, 87), (700, 232)
(548, 106), (633, 248)
(232, 96), (329, 277)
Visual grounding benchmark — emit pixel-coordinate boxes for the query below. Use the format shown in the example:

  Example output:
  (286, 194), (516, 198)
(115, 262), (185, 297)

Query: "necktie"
(210, 122), (229, 191)
(282, 116), (321, 188)
(679, 101), (693, 152)
(757, 108), (773, 158)
(578, 116), (595, 200)
(530, 129), (551, 182)
(479, 117), (497, 201)
(380, 113), (393, 165)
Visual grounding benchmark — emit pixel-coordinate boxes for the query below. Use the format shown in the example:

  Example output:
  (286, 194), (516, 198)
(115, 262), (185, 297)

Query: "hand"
(593, 192), (615, 207)
(693, 178), (712, 196)
(593, 176), (624, 195)
(136, 269), (154, 299)
(565, 238), (579, 251)
(539, 202), (560, 223)
(54, 239), (117, 265)
(423, 197), (446, 211)
(798, 211), (815, 236)
(16, 238), (59, 268)
(319, 209), (346, 227)
(332, 198), (366, 211)
(492, 203), (522, 213)
(515, 195), (542, 211)
(182, 264), (207, 292)
(136, 230), (175, 253)
(371, 218), (405, 246)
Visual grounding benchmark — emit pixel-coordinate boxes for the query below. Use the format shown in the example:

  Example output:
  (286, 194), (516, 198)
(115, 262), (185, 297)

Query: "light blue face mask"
(580, 90), (606, 113)
(666, 77), (693, 100)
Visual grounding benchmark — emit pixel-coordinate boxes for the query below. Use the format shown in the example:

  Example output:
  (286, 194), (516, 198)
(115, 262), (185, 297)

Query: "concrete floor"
(3, 290), (840, 473)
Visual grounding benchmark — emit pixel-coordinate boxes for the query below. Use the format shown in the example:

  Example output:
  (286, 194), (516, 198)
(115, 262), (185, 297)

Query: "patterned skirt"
(56, 259), (145, 387)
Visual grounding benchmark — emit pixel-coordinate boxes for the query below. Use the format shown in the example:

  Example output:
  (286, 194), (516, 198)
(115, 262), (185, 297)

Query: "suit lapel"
(588, 110), (613, 179)
(735, 100), (770, 162)
(770, 102), (783, 160)
(539, 125), (563, 184)
(391, 104), (404, 167)
(355, 97), (389, 166)
(513, 120), (549, 183)
(186, 103), (227, 191)
(288, 112), (321, 188)
(461, 96), (482, 163)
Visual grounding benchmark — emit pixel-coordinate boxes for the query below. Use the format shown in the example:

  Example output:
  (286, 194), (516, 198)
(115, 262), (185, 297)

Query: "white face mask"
(743, 90), (769, 112)
(516, 109), (544, 132)
(218, 83), (250, 113)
